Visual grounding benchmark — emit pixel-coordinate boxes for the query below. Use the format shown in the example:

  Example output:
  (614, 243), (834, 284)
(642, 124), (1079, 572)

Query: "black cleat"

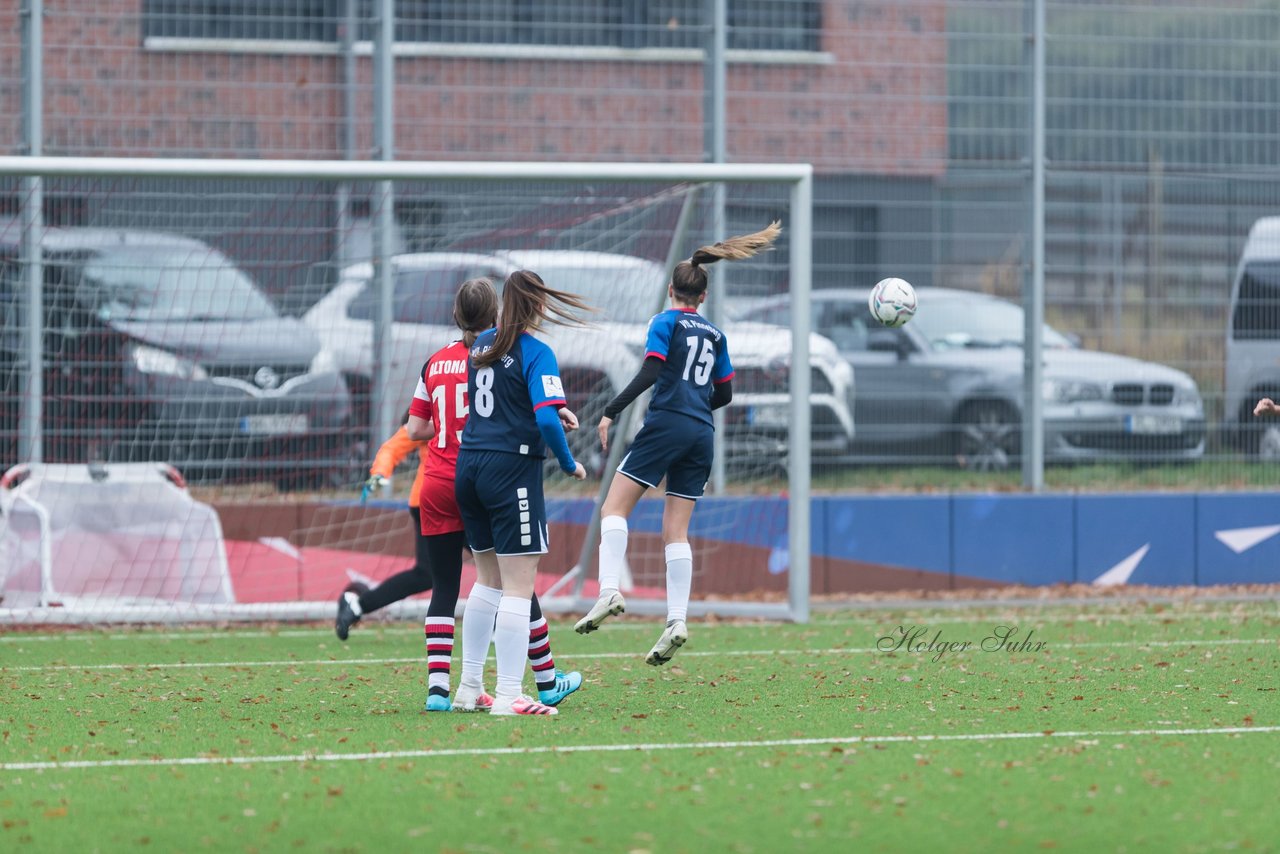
(335, 582), (368, 641)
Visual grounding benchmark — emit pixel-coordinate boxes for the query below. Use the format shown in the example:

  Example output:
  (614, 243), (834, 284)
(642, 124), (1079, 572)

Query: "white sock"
(598, 515), (628, 596)
(665, 542), (692, 623)
(459, 582), (502, 689)
(494, 595), (533, 703)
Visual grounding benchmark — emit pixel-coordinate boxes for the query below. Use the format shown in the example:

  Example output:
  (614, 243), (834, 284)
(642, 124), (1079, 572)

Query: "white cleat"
(574, 591), (626, 634)
(645, 619), (688, 666)
(452, 683), (494, 712)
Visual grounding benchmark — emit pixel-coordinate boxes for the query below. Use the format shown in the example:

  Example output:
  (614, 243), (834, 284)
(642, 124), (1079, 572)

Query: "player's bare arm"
(597, 415), (613, 452)
(406, 413), (438, 442)
(559, 407), (579, 432)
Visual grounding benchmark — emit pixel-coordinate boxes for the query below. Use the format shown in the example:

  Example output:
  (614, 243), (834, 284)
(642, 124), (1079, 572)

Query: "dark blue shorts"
(455, 450), (548, 556)
(617, 411), (715, 499)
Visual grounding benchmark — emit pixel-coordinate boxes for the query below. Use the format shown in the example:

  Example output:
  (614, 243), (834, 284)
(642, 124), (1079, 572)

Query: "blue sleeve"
(713, 333), (734, 383)
(644, 313), (672, 361)
(535, 405), (577, 473)
(523, 336), (568, 411)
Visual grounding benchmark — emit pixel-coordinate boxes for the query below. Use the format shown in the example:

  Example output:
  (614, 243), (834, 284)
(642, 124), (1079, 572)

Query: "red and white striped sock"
(528, 615), (556, 692)
(424, 616), (455, 699)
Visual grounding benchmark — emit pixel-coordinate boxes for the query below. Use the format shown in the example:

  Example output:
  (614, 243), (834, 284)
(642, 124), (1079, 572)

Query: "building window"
(144, 1), (341, 42)
(143, 1), (821, 53)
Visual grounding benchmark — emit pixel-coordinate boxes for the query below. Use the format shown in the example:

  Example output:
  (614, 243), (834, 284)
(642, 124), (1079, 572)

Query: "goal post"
(0, 155), (813, 625)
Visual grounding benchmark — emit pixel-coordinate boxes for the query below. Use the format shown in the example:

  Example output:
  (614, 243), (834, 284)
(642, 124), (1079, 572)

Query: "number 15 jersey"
(460, 328), (567, 457)
(644, 307), (733, 427)
(408, 339), (470, 473)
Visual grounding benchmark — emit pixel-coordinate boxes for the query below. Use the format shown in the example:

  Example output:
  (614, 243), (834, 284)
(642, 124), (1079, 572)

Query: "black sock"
(359, 511), (434, 614)
(360, 566), (432, 614)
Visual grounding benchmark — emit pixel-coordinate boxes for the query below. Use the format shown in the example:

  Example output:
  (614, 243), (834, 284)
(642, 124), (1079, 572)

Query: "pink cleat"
(490, 695), (559, 716)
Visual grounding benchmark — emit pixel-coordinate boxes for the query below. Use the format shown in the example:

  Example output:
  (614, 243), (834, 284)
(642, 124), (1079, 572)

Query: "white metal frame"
(0, 156), (813, 624)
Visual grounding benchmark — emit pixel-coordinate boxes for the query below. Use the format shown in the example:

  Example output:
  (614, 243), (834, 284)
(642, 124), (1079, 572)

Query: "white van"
(1224, 216), (1280, 458)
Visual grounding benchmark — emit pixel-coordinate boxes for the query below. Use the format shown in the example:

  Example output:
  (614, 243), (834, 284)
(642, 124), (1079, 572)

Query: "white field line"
(1, 606), (1274, 643)
(3, 725), (1278, 773)
(5, 636), (1276, 673)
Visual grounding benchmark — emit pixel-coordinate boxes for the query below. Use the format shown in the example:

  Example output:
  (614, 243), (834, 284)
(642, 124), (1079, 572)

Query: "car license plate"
(745, 405), (789, 428)
(1125, 414), (1182, 435)
(240, 414), (308, 436)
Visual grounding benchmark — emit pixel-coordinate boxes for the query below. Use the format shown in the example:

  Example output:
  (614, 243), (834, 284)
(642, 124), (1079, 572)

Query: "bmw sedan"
(737, 287), (1205, 469)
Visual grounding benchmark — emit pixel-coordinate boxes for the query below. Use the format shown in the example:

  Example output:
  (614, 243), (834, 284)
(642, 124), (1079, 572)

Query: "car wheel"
(955, 401), (1020, 472)
(723, 431), (790, 480)
(546, 387), (612, 480)
(1257, 424), (1280, 462)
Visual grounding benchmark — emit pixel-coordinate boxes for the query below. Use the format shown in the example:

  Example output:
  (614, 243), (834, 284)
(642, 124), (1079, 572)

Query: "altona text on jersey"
(677, 317), (722, 340)
(429, 358), (467, 377)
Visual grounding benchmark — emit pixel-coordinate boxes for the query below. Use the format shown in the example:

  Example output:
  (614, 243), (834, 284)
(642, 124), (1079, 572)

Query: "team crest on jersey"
(542, 375), (565, 398)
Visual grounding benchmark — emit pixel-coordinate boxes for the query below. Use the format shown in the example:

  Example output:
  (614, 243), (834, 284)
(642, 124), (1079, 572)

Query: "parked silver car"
(305, 250), (856, 477)
(737, 287), (1205, 469)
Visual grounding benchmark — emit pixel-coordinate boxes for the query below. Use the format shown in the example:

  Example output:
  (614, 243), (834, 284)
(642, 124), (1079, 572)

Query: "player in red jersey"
(406, 277), (582, 712)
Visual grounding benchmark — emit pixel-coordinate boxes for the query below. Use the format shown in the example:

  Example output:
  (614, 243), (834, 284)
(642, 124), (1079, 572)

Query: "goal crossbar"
(0, 156), (810, 185)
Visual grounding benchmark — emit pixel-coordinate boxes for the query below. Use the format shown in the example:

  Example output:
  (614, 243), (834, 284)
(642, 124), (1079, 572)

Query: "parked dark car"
(0, 225), (354, 489)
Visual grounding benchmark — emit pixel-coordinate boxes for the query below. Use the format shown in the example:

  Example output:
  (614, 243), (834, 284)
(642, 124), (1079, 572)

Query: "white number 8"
(474, 367), (495, 416)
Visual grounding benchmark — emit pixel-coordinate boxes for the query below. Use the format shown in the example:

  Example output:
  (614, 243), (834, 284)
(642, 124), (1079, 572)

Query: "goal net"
(0, 157), (813, 625)
(0, 462), (234, 615)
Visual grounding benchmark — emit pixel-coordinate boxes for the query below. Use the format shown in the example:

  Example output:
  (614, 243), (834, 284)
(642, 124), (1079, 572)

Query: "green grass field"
(2, 600), (1277, 852)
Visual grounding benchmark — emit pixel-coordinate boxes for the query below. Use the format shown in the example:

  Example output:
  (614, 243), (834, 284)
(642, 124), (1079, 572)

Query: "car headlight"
(131, 344), (207, 380)
(1043, 378), (1103, 403)
(1173, 384), (1202, 407)
(310, 348), (338, 375)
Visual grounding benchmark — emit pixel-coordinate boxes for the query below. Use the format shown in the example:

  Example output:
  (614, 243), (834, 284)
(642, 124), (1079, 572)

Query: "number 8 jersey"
(644, 307), (734, 426)
(460, 328), (568, 457)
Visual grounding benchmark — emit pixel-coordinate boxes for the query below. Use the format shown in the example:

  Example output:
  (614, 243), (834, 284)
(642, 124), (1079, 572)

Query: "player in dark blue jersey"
(574, 222), (782, 665)
(454, 269), (590, 716)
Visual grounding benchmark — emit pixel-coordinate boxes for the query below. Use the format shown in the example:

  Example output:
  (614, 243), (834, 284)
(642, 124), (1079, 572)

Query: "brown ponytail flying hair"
(473, 269), (592, 368)
(671, 220), (782, 302)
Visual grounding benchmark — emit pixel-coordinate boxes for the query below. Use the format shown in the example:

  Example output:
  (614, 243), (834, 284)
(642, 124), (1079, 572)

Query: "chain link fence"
(5, 0), (1280, 486)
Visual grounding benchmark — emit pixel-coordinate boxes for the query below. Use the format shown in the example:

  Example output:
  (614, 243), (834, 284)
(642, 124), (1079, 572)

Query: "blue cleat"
(538, 669), (583, 707)
(424, 694), (453, 712)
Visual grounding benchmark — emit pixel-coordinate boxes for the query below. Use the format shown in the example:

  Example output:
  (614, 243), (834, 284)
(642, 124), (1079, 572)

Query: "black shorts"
(455, 449), (549, 556)
(617, 411), (714, 499)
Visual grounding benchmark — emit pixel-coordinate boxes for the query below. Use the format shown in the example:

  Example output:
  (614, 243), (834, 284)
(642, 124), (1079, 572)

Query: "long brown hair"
(453, 277), (499, 347)
(473, 269), (590, 368)
(671, 221), (782, 302)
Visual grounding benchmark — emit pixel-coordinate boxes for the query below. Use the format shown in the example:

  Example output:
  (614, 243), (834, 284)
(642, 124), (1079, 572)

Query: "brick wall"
(25, 0), (947, 176)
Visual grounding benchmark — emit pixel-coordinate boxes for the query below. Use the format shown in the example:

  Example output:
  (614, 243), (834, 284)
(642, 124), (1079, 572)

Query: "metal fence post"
(18, 0), (45, 465)
(370, 0), (396, 485)
(1022, 0), (1046, 491)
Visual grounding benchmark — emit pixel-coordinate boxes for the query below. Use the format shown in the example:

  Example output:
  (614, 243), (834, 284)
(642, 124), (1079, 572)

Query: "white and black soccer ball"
(867, 277), (917, 328)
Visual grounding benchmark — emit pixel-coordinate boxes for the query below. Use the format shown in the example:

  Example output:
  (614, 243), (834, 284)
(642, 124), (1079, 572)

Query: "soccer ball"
(867, 277), (917, 328)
